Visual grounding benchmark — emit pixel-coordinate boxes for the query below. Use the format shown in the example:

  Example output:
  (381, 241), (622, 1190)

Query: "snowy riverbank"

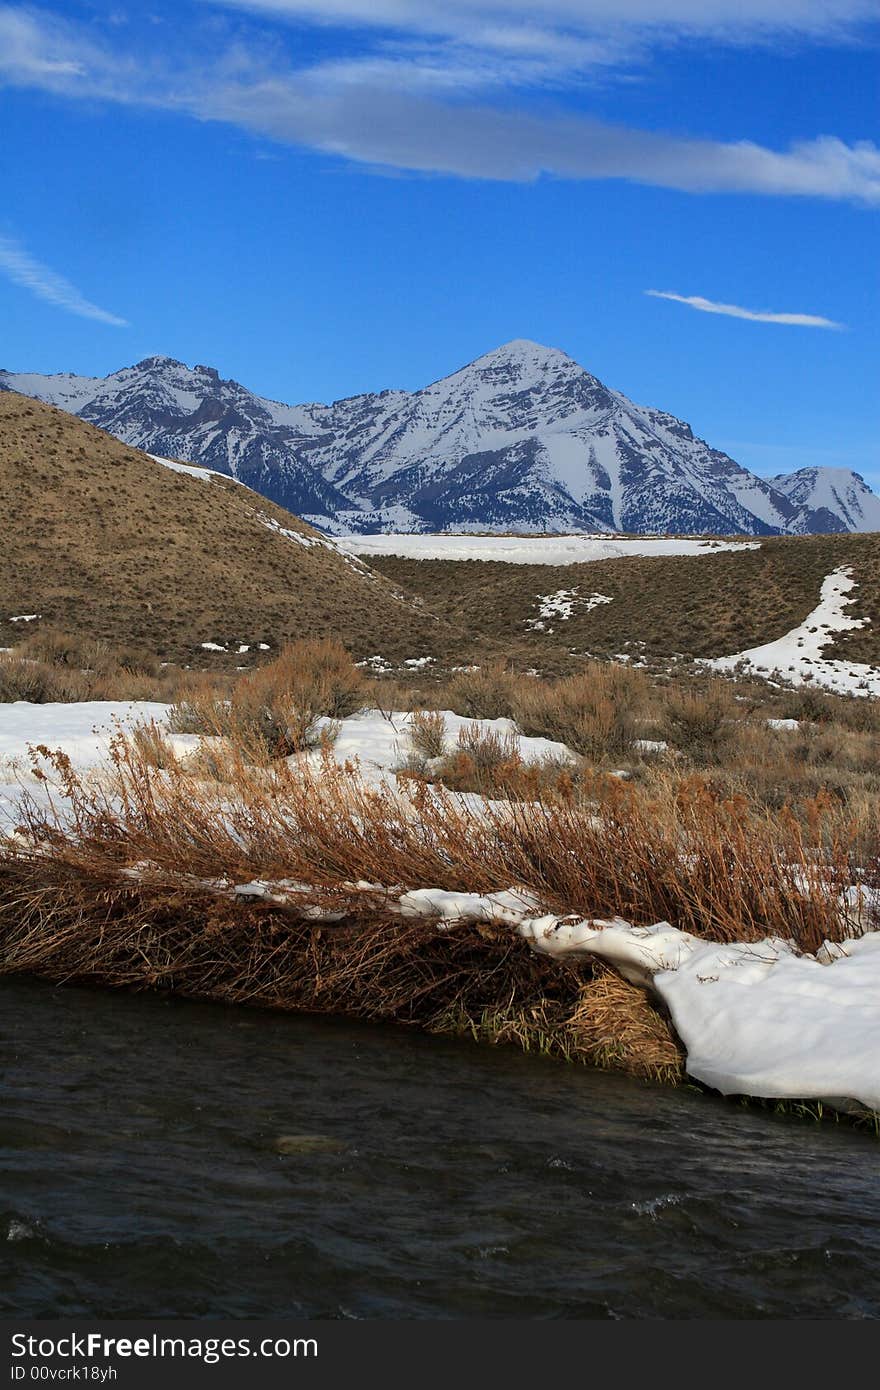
(0, 697), (877, 1122)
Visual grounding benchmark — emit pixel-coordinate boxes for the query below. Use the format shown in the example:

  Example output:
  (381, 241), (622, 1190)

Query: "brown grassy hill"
(367, 531), (880, 669)
(0, 392), (460, 664)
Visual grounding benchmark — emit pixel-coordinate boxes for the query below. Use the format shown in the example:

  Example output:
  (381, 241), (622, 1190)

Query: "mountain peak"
(133, 355), (185, 372)
(475, 338), (577, 368)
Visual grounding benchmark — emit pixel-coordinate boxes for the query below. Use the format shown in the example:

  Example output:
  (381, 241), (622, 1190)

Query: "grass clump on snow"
(168, 638), (367, 757)
(441, 659), (646, 759)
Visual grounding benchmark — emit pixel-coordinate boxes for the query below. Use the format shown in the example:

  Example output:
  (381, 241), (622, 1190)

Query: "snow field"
(336, 534), (762, 565)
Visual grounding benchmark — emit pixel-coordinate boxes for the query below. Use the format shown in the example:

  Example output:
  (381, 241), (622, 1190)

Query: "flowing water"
(2, 975), (879, 1319)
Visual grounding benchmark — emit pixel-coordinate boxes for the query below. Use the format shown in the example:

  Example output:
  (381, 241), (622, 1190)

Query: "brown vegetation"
(168, 637), (368, 756)
(367, 531), (880, 667)
(0, 391), (459, 664)
(9, 733), (874, 952)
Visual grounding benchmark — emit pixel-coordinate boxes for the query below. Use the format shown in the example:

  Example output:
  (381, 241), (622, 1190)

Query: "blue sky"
(1, 1), (878, 485)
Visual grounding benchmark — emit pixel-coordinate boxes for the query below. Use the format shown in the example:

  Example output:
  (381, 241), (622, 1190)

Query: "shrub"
(445, 662), (518, 720)
(455, 722), (522, 771)
(17, 627), (116, 674)
(0, 655), (91, 704)
(663, 682), (735, 760)
(513, 663), (646, 759)
(169, 638), (364, 758)
(408, 709), (448, 760)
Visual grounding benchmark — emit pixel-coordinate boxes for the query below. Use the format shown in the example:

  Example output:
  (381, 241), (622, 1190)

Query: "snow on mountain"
(770, 467), (880, 534)
(0, 357), (350, 519)
(0, 370), (101, 414)
(2, 342), (877, 538)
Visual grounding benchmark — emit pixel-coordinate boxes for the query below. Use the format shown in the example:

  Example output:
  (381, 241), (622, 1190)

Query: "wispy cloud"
(0, 236), (128, 326)
(207, 0), (880, 101)
(645, 289), (845, 328)
(1, 5), (879, 204)
(195, 83), (880, 203)
(213, 1), (880, 51)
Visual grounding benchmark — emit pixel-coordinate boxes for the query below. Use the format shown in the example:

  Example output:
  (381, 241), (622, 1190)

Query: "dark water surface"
(2, 976), (879, 1318)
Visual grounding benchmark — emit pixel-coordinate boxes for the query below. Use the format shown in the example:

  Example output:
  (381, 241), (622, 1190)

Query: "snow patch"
(148, 453), (227, 482)
(298, 709), (575, 786)
(527, 588), (612, 630)
(337, 535), (761, 566)
(0, 700), (171, 777)
(258, 516), (319, 547)
(705, 567), (880, 697)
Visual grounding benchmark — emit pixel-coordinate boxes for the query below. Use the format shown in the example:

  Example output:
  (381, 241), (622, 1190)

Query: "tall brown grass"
(168, 638), (367, 757)
(11, 734), (874, 953)
(0, 729), (873, 1088)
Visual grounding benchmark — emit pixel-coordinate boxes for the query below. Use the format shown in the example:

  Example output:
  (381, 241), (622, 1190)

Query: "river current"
(2, 976), (879, 1318)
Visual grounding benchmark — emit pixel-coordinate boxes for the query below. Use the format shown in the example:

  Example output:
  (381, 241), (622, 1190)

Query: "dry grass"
(11, 736), (875, 951)
(169, 638), (367, 756)
(566, 965), (684, 1082)
(400, 708), (581, 799)
(0, 391), (461, 664)
(0, 722), (874, 1087)
(367, 531), (880, 667)
(0, 849), (684, 1083)
(408, 709), (448, 759)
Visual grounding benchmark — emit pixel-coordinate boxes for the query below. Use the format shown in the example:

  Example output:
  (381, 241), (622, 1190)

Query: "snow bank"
(303, 709), (575, 784)
(0, 700), (172, 773)
(364, 889), (880, 1114)
(0, 701), (572, 791)
(705, 567), (880, 697)
(656, 932), (880, 1113)
(336, 535), (761, 566)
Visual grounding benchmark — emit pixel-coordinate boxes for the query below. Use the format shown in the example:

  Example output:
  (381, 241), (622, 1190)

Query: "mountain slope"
(3, 343), (877, 538)
(770, 467), (880, 534)
(0, 392), (454, 662)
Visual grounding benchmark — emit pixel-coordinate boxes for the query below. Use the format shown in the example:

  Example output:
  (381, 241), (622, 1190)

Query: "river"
(2, 976), (879, 1318)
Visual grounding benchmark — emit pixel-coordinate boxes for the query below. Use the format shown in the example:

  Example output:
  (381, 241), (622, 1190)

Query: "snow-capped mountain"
(2, 341), (877, 536)
(0, 358), (351, 518)
(769, 466), (880, 535)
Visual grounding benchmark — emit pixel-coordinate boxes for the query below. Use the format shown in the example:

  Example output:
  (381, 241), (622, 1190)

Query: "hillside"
(4, 343), (878, 538)
(363, 531), (880, 674)
(0, 392), (458, 664)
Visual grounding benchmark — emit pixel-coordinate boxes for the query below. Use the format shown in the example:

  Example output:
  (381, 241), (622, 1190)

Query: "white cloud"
(645, 289), (845, 328)
(0, 6), (95, 88)
(195, 81), (880, 203)
(1, 5), (879, 205)
(206, 0), (879, 94)
(211, 1), (879, 47)
(0, 236), (128, 326)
